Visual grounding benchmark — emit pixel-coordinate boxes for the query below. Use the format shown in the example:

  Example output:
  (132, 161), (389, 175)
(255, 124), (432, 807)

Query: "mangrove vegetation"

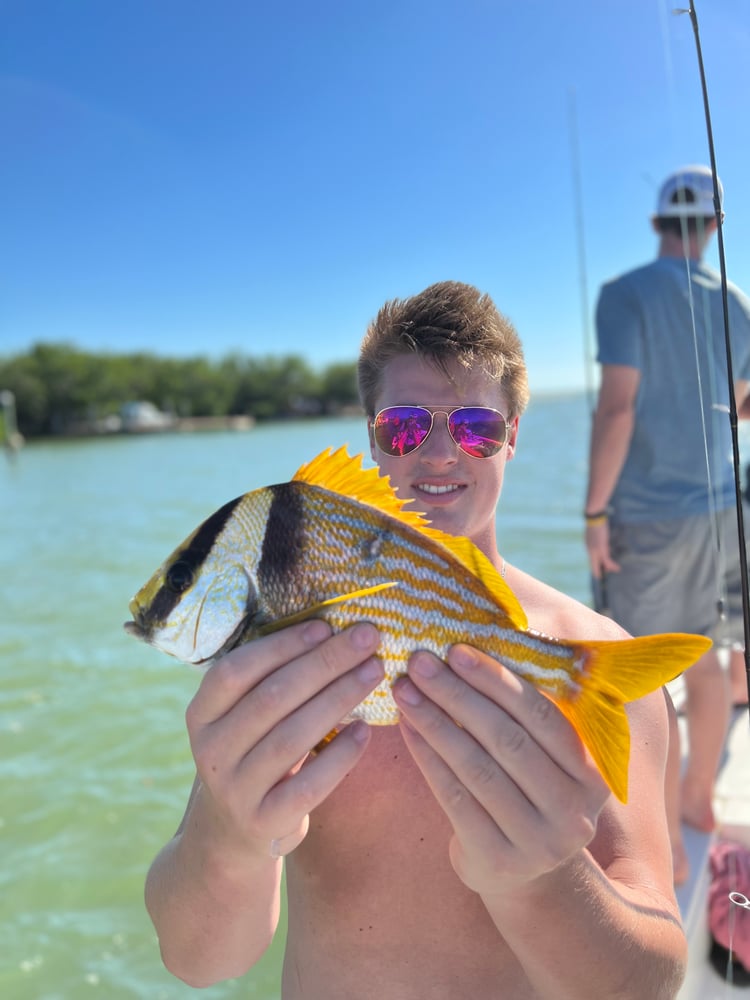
(0, 343), (361, 439)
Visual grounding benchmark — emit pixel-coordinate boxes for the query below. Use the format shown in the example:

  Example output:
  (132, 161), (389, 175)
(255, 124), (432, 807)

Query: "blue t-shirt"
(596, 257), (750, 522)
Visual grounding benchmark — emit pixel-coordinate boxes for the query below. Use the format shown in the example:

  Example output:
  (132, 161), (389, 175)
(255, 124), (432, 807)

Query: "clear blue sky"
(2, 0), (748, 392)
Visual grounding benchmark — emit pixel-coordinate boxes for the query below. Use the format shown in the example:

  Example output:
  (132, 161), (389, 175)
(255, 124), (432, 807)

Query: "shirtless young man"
(145, 281), (687, 998)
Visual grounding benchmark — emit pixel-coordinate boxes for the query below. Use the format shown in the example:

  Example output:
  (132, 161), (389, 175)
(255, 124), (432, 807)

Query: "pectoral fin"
(256, 581), (399, 635)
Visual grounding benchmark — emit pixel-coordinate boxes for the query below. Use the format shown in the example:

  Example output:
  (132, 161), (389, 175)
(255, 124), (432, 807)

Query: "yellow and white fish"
(125, 446), (710, 802)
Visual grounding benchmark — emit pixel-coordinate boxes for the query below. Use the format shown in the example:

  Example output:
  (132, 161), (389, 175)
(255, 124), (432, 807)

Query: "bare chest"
(281, 729), (530, 999)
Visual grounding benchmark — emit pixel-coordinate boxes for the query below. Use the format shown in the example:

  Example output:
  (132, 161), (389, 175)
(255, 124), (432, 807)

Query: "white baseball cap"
(656, 165), (723, 218)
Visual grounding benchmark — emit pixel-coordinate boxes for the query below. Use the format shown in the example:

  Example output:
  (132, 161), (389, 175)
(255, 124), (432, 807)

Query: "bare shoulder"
(505, 564), (628, 642)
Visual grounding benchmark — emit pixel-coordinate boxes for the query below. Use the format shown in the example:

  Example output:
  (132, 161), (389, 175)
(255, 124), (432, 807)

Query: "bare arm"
(145, 777), (284, 986)
(735, 378), (750, 420)
(586, 363), (639, 514)
(145, 620), (383, 987)
(585, 363), (639, 578)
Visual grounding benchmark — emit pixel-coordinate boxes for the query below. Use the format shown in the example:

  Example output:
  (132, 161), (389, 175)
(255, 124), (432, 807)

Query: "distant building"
(120, 401), (175, 433)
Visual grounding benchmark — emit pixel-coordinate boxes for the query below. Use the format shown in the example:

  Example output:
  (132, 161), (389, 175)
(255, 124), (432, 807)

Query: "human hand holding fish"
(182, 619), (383, 862)
(393, 642), (610, 896)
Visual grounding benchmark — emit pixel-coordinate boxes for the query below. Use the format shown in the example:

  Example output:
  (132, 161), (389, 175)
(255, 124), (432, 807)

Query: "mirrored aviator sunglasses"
(372, 405), (508, 459)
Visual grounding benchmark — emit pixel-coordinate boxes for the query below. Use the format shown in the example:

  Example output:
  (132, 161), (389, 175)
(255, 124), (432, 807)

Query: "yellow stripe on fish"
(125, 446), (711, 803)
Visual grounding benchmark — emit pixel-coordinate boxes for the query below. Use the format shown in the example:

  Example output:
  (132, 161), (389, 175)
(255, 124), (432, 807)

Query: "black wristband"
(584, 509), (608, 523)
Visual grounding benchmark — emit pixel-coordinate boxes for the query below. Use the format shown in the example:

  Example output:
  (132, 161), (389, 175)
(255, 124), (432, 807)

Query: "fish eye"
(166, 559), (194, 594)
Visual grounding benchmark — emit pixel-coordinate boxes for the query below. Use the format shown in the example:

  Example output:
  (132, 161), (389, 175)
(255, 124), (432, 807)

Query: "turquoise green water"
(0, 396), (591, 1000)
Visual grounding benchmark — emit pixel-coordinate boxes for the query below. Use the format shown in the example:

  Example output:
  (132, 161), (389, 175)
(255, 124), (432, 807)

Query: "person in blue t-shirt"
(584, 165), (750, 885)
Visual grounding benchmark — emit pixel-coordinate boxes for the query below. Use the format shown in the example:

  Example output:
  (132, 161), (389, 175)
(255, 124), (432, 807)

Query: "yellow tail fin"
(555, 632), (711, 803)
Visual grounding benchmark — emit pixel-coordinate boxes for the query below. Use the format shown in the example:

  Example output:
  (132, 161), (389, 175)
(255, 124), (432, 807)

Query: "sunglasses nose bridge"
(420, 409), (461, 455)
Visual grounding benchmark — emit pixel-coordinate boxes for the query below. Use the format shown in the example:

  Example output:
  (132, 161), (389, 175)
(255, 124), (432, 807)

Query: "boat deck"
(672, 677), (750, 998)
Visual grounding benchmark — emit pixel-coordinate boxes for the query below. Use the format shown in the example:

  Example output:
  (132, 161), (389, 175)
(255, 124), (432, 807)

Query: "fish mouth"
(123, 619), (147, 641)
(124, 592), (151, 642)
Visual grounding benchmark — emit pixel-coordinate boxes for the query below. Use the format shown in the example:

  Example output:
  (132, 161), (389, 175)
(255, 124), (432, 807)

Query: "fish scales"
(295, 496), (507, 685)
(125, 446), (713, 802)
(281, 500), (502, 654)
(308, 495), (508, 628)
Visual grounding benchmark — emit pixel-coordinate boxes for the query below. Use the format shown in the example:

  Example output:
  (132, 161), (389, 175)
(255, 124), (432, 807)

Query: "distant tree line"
(0, 343), (361, 438)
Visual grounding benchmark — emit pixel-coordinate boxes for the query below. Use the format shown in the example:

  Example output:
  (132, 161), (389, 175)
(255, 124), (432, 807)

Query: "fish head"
(124, 492), (270, 664)
(125, 549), (254, 663)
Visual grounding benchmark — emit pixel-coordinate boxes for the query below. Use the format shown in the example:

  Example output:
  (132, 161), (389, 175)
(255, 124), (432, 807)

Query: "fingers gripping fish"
(125, 446), (711, 803)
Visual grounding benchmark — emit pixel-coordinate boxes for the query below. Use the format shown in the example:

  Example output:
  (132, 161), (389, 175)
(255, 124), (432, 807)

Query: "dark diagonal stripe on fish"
(147, 496), (243, 625)
(259, 483), (305, 593)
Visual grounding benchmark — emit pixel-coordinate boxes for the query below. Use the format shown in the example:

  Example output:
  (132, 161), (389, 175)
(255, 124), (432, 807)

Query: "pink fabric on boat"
(708, 839), (750, 973)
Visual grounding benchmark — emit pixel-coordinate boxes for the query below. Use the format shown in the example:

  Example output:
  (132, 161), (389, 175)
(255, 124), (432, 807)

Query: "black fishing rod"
(679, 0), (750, 709)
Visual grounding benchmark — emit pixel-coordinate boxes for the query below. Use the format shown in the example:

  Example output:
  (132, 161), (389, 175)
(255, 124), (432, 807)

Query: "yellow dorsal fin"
(293, 447), (529, 631)
(421, 531), (529, 631)
(293, 447), (431, 531)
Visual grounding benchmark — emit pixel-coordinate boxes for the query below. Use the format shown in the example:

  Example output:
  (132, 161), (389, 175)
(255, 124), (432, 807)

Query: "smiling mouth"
(417, 483), (462, 495)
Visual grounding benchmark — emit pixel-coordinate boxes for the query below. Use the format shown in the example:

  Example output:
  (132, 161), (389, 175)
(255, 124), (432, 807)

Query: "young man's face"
(368, 354), (518, 559)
